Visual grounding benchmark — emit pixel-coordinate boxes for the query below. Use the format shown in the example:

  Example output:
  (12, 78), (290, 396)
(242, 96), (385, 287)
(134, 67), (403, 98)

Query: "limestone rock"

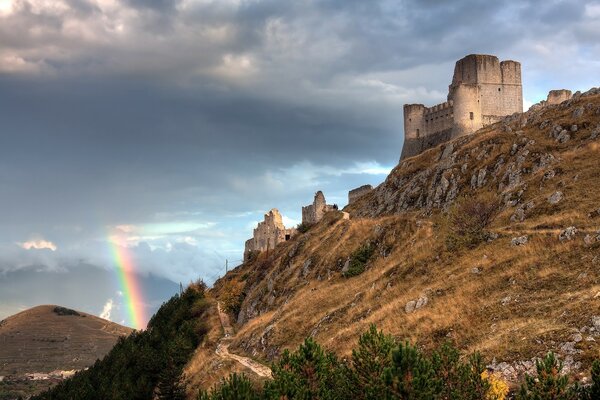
(559, 226), (578, 241)
(556, 130), (570, 143)
(341, 259), (350, 274)
(548, 191), (564, 205)
(302, 259), (312, 277)
(511, 207), (526, 222)
(573, 106), (584, 118)
(511, 236), (528, 246)
(405, 295), (428, 313)
(592, 316), (600, 331)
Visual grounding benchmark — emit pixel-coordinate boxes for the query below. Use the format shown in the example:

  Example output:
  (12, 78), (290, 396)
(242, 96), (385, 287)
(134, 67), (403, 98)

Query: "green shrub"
(264, 337), (347, 399)
(296, 222), (313, 234)
(344, 242), (375, 277)
(349, 324), (396, 399)
(198, 374), (259, 400)
(517, 352), (579, 400)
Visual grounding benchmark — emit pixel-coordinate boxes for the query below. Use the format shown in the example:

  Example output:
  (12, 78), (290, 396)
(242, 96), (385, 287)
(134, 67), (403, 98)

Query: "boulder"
(511, 236), (528, 246)
(405, 295), (428, 313)
(548, 191), (564, 205)
(559, 226), (578, 241)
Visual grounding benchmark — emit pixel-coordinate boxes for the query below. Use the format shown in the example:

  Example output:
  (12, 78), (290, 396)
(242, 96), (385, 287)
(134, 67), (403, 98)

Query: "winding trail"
(216, 303), (272, 378)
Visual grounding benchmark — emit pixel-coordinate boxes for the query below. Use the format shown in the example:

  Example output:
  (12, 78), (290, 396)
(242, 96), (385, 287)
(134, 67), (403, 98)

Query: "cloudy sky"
(1, 0), (599, 327)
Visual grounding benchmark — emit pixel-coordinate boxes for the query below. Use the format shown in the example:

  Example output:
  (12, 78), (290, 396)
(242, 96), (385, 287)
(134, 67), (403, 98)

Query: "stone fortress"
(244, 191), (338, 260)
(401, 54), (523, 160)
(401, 54), (575, 160)
(243, 54), (575, 261)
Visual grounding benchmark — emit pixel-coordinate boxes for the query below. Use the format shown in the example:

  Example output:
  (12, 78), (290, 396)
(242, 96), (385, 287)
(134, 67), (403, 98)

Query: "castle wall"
(547, 89), (572, 105)
(403, 104), (426, 140)
(423, 101), (454, 136)
(401, 54), (523, 161)
(348, 185), (373, 204)
(244, 208), (296, 260)
(302, 191), (335, 225)
(452, 84), (482, 136)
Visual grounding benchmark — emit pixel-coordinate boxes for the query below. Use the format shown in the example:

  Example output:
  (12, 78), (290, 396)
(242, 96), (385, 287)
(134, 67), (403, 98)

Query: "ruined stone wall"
(348, 185), (373, 205)
(302, 191), (335, 225)
(547, 89), (572, 105)
(244, 209), (296, 260)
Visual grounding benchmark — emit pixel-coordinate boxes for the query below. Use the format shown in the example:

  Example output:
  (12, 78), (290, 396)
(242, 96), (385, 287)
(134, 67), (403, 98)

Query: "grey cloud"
(0, 0), (599, 319)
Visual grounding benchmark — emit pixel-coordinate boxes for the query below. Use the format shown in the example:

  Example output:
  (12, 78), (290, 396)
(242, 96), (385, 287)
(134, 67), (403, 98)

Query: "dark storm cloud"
(0, 0), (599, 320)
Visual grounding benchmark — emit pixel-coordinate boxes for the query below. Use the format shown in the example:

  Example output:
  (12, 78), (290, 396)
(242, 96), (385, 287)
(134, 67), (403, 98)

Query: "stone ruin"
(301, 191), (336, 225)
(244, 191), (339, 260)
(348, 184), (373, 205)
(244, 208), (296, 261)
(401, 54), (523, 160)
(534, 89), (573, 108)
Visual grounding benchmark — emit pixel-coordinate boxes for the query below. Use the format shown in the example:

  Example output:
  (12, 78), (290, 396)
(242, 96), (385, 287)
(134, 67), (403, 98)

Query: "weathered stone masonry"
(348, 185), (373, 205)
(244, 191), (337, 260)
(244, 209), (296, 261)
(401, 54), (523, 160)
(301, 191), (335, 225)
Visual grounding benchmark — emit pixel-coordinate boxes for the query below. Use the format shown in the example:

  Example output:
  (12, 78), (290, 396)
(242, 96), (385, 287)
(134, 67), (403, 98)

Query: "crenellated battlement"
(401, 54), (523, 160)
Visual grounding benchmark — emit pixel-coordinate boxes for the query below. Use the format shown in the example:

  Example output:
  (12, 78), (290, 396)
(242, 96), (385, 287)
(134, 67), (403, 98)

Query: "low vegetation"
(34, 282), (210, 400)
(199, 325), (600, 399)
(295, 222), (314, 234)
(343, 242), (376, 277)
(445, 192), (500, 250)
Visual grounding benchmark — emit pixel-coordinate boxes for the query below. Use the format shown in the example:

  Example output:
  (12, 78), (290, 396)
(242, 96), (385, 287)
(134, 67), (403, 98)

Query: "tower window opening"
(469, 112), (474, 120)
(498, 87), (501, 91)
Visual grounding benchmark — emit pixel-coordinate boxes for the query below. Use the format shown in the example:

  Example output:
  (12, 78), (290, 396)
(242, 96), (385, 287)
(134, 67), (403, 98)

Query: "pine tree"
(264, 337), (345, 399)
(349, 324), (395, 399)
(197, 373), (259, 400)
(384, 342), (438, 400)
(517, 352), (577, 400)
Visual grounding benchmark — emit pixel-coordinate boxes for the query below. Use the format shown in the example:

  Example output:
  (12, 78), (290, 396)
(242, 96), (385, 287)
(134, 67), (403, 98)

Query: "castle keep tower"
(401, 54), (523, 160)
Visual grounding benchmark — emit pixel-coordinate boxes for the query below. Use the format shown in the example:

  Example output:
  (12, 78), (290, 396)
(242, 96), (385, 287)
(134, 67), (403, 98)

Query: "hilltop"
(192, 88), (600, 391)
(0, 305), (131, 398)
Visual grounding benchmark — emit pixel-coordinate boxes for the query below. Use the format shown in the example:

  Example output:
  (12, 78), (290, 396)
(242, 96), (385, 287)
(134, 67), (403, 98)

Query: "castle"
(401, 54), (523, 160)
(243, 54), (576, 261)
(244, 209), (297, 260)
(244, 191), (337, 260)
(301, 191), (336, 225)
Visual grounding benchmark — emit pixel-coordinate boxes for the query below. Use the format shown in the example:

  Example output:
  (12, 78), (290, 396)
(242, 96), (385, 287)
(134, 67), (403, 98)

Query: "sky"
(1, 0), (599, 327)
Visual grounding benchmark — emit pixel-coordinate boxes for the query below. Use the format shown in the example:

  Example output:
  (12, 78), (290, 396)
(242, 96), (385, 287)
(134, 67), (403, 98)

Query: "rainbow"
(108, 239), (147, 330)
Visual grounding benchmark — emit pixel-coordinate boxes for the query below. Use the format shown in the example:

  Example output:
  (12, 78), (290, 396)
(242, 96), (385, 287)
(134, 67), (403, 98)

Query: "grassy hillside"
(0, 305), (132, 399)
(206, 89), (600, 389)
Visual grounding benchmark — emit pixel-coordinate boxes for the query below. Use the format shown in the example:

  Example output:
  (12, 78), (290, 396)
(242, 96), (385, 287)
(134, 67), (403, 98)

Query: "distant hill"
(0, 305), (131, 398)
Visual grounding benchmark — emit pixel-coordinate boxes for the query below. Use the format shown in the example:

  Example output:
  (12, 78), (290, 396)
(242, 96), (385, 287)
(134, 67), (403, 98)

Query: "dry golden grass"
(191, 94), (600, 393)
